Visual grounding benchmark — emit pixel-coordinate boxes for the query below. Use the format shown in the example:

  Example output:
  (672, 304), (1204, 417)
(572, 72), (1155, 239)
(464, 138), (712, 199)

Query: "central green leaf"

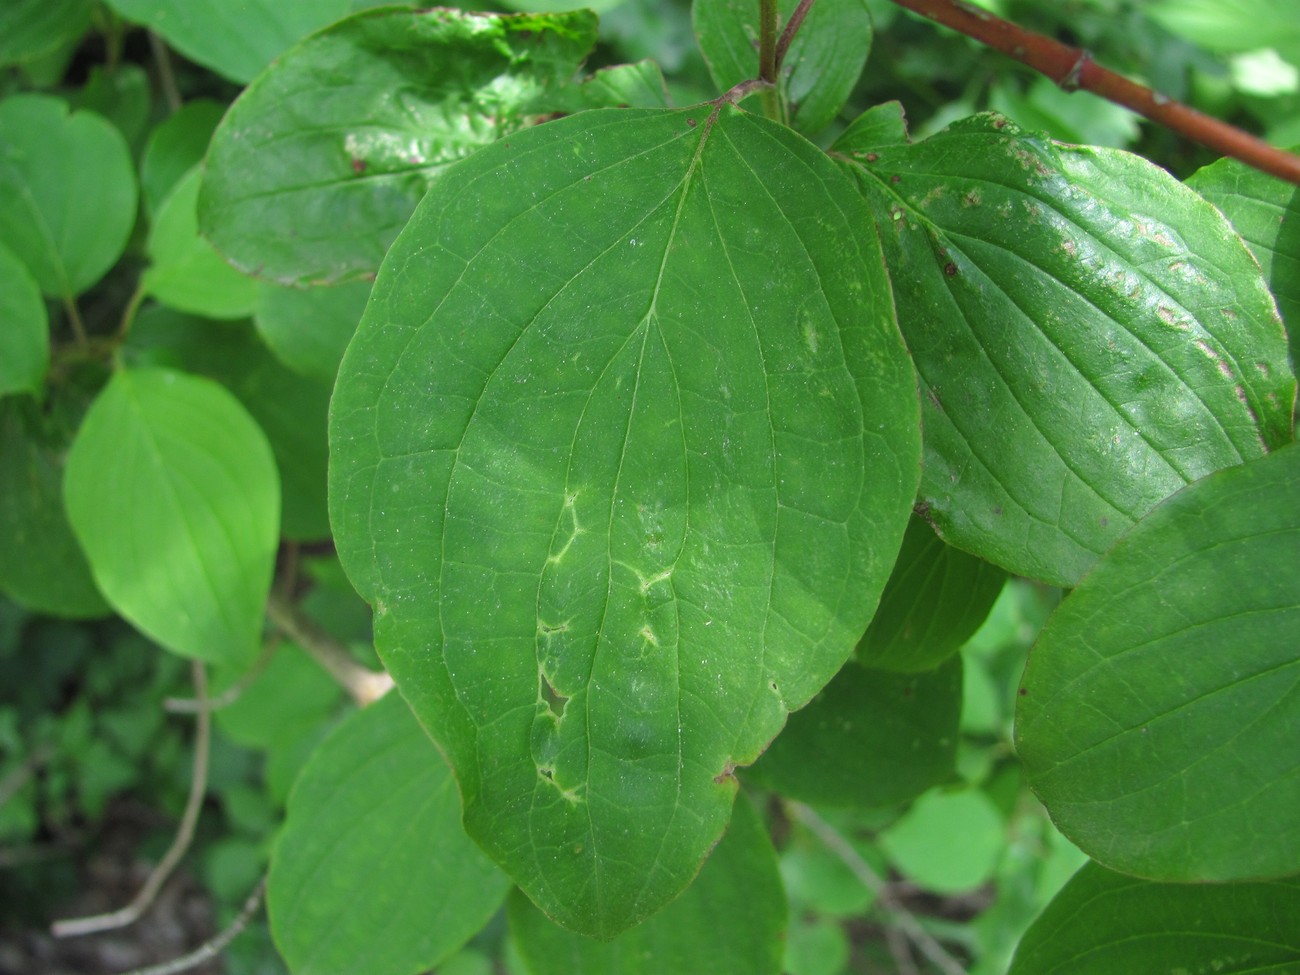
(329, 106), (920, 937)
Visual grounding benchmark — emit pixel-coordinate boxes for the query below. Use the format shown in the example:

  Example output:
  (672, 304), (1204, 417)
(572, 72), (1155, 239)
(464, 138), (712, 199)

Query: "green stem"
(62, 295), (88, 348)
(118, 282), (147, 340)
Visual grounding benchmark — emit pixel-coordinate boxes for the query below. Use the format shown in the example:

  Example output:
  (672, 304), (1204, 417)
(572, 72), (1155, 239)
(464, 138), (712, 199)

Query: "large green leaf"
(839, 113), (1296, 585)
(0, 393), (107, 618)
(268, 691), (509, 975)
(64, 368), (279, 665)
(1016, 444), (1300, 882)
(200, 6), (599, 286)
(1009, 861), (1300, 975)
(694, 0), (873, 134)
(330, 106), (921, 936)
(745, 655), (961, 808)
(104, 0), (352, 84)
(509, 795), (785, 974)
(1187, 152), (1300, 367)
(0, 94), (136, 298)
(0, 241), (48, 396)
(856, 514), (1005, 672)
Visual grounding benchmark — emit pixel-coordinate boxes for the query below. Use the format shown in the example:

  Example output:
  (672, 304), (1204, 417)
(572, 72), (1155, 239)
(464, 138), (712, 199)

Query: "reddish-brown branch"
(888, 0), (1300, 186)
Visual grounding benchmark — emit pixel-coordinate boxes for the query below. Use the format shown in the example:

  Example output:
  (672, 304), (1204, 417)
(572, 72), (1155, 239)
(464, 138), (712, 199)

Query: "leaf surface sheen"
(199, 6), (600, 285)
(330, 105), (920, 937)
(840, 113), (1295, 585)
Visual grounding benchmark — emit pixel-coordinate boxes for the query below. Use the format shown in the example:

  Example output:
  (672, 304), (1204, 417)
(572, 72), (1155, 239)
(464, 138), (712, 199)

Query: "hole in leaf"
(541, 672), (569, 718)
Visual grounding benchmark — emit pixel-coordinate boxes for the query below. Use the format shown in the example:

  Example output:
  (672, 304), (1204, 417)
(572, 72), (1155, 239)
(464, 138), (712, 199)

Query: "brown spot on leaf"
(350, 157), (366, 174)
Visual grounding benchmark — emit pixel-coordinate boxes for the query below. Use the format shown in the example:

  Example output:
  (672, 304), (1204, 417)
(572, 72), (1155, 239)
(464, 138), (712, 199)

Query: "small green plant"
(1, 0), (1298, 972)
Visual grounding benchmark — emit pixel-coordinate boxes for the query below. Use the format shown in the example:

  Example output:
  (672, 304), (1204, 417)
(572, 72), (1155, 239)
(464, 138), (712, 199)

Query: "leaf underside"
(330, 105), (920, 937)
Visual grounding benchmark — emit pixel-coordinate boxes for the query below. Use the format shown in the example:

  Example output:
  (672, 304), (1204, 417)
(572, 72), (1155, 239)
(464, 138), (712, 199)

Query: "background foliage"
(1, 0), (1296, 973)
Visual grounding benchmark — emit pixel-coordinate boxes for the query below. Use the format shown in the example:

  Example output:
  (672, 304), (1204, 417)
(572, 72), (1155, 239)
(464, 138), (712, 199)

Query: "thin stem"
(759, 0), (779, 82)
(786, 802), (970, 975)
(887, 0), (1300, 186)
(118, 281), (147, 340)
(52, 662), (212, 939)
(148, 31), (182, 115)
(165, 636), (279, 714)
(120, 875), (267, 975)
(774, 0), (817, 73)
(62, 296), (88, 348)
(264, 590), (393, 706)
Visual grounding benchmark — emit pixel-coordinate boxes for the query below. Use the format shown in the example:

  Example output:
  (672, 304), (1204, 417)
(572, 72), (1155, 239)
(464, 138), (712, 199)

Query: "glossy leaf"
(1016, 444), (1300, 882)
(694, 0), (873, 134)
(330, 106), (921, 936)
(1009, 861), (1300, 975)
(268, 691), (509, 975)
(840, 114), (1296, 585)
(746, 655), (961, 808)
(0, 0), (94, 66)
(1187, 152), (1300, 365)
(0, 94), (136, 298)
(509, 795), (785, 975)
(254, 279), (372, 382)
(0, 394), (107, 618)
(200, 6), (599, 285)
(144, 166), (258, 319)
(104, 0), (352, 84)
(64, 368), (279, 665)
(0, 241), (48, 396)
(857, 515), (1005, 672)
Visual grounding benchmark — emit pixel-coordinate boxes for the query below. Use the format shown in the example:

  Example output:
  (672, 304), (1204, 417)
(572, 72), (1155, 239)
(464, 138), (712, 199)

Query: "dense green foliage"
(1, 1), (1297, 973)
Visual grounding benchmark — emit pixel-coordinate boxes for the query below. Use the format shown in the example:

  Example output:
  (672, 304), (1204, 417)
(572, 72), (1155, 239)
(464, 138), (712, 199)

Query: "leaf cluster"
(0, 1), (1297, 973)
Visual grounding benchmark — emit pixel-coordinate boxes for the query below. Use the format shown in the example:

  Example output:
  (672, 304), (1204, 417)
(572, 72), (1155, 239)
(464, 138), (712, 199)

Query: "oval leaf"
(268, 691), (509, 975)
(694, 0), (873, 135)
(0, 0), (95, 67)
(330, 106), (921, 936)
(64, 367), (279, 664)
(839, 114), (1296, 585)
(200, 6), (599, 285)
(1187, 151), (1300, 366)
(746, 655), (961, 808)
(1009, 861), (1300, 975)
(856, 514), (1005, 672)
(254, 279), (371, 382)
(0, 394), (107, 618)
(1016, 443), (1300, 882)
(509, 795), (785, 975)
(144, 166), (258, 319)
(0, 94), (136, 298)
(0, 241), (48, 396)
(104, 0), (351, 84)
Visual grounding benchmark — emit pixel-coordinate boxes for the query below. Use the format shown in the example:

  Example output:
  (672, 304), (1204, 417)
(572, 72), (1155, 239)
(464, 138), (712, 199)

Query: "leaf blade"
(64, 367), (279, 664)
(840, 114), (1296, 584)
(330, 105), (920, 936)
(1016, 444), (1300, 881)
